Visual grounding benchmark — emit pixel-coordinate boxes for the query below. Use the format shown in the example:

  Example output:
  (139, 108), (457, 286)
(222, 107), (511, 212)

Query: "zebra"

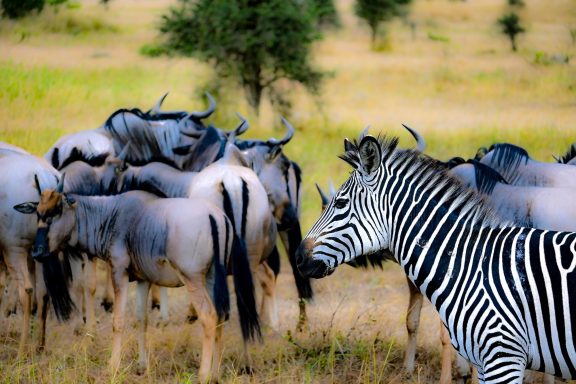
(297, 133), (576, 383)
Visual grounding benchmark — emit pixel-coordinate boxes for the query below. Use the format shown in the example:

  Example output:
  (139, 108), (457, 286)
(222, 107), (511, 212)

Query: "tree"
(158, 0), (326, 114)
(312, 0), (341, 29)
(354, 0), (411, 46)
(498, 12), (525, 51)
(1, 0), (44, 19)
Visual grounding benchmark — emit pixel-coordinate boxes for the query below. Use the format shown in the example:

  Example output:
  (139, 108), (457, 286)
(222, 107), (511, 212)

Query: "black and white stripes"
(297, 135), (576, 383)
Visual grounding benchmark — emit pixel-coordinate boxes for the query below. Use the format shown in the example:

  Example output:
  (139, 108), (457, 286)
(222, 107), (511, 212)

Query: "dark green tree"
(158, 0), (325, 114)
(354, 0), (411, 45)
(498, 12), (525, 51)
(1, 0), (44, 19)
(312, 0), (340, 29)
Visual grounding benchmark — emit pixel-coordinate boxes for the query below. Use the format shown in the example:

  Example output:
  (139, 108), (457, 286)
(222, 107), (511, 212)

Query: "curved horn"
(402, 124), (425, 152)
(328, 179), (336, 196)
(56, 173), (65, 193)
(267, 117), (295, 146)
(315, 183), (329, 207)
(234, 112), (249, 137)
(189, 92), (217, 120)
(148, 92), (169, 115)
(34, 174), (42, 194)
(359, 125), (370, 141)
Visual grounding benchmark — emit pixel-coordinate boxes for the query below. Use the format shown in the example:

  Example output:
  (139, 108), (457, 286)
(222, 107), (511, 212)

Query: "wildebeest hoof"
(101, 299), (113, 313)
(151, 301), (160, 311)
(186, 314), (198, 324)
(136, 364), (147, 375)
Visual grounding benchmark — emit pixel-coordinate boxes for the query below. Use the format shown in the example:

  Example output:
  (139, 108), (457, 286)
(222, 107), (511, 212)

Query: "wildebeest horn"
(234, 112), (250, 136)
(267, 117), (295, 146)
(359, 125), (370, 141)
(57, 173), (65, 193)
(188, 92), (217, 120)
(402, 124), (425, 152)
(315, 183), (329, 206)
(552, 154), (561, 163)
(34, 174), (42, 194)
(148, 92), (169, 115)
(328, 179), (336, 196)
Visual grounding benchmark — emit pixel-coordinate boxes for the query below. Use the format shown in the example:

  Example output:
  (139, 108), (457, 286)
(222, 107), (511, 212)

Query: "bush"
(1, 0), (44, 19)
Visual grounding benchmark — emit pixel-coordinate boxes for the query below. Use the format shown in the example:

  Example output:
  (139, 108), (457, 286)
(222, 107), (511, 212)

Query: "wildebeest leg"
(150, 285), (169, 325)
(101, 262), (114, 313)
(5, 247), (33, 358)
(184, 274), (217, 383)
(109, 269), (129, 374)
(135, 280), (150, 374)
(187, 300), (199, 323)
(83, 254), (96, 336)
(257, 261), (278, 330)
(159, 287), (169, 323)
(212, 321), (224, 380)
(69, 255), (85, 334)
(403, 277), (423, 373)
(34, 262), (49, 352)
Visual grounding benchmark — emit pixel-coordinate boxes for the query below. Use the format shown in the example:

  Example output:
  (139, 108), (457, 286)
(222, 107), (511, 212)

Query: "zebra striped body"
(297, 135), (576, 383)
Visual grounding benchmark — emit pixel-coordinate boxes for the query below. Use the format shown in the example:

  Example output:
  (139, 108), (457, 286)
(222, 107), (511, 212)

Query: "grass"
(0, 0), (575, 382)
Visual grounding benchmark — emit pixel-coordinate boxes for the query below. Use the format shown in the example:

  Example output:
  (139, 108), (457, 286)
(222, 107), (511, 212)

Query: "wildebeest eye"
(334, 198), (348, 209)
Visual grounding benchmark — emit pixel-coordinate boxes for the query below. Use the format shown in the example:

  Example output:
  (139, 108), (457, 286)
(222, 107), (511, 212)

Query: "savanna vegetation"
(0, 0), (575, 382)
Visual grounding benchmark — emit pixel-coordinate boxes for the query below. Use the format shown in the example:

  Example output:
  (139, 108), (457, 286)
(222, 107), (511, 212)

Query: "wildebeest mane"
(557, 143), (576, 164)
(469, 160), (508, 195)
(488, 143), (529, 170)
(182, 127), (226, 171)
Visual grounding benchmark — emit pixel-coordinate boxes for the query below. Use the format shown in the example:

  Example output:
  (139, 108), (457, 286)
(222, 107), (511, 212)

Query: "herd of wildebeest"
(1, 93), (576, 383)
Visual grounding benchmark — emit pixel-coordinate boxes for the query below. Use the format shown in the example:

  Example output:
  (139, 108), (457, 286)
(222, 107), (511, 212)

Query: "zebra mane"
(469, 160), (508, 195)
(487, 143), (530, 170)
(557, 143), (576, 164)
(344, 136), (506, 229)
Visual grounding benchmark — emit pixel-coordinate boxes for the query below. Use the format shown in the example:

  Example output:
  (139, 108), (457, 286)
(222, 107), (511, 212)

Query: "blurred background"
(0, 0), (574, 382)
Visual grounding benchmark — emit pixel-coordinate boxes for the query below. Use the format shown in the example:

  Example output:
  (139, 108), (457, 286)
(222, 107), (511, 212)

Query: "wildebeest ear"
(13, 202), (39, 214)
(358, 136), (382, 175)
(266, 145), (282, 162)
(63, 194), (76, 207)
(344, 138), (354, 152)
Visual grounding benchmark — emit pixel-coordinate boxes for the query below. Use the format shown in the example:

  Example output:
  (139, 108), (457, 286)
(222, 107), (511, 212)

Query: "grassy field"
(0, 0), (575, 382)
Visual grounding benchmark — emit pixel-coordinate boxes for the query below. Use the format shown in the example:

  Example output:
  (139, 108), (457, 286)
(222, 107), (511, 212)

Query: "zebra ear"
(358, 136), (382, 175)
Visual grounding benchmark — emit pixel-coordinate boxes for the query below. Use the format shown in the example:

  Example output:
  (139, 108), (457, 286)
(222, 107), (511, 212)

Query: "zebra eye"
(334, 198), (348, 209)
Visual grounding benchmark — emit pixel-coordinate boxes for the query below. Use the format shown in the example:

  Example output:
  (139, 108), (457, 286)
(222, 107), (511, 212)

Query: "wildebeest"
(15, 188), (256, 382)
(450, 159), (576, 231)
(115, 142), (277, 333)
(479, 143), (576, 188)
(2, 148), (74, 356)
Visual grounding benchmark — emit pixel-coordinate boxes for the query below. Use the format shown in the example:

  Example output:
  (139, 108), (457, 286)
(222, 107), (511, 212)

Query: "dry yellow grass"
(0, 0), (575, 382)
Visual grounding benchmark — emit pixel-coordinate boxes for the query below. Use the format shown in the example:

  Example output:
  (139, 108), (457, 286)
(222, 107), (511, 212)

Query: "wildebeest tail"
(231, 232), (261, 342)
(209, 215), (230, 322)
(266, 246), (280, 277)
(42, 252), (76, 321)
(286, 221), (313, 300)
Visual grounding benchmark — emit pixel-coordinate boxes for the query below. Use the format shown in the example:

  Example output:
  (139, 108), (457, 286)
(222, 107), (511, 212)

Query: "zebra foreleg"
(403, 277), (423, 373)
(440, 322), (472, 384)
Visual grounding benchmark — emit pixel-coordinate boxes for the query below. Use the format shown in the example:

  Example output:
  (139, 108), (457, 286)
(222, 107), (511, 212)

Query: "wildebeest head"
(13, 174), (76, 260)
(240, 118), (298, 231)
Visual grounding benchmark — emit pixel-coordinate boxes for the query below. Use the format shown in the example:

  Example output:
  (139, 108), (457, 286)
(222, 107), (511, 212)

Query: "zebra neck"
(74, 195), (124, 259)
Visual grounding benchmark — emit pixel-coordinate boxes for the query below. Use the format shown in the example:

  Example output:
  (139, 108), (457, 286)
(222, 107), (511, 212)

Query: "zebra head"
(297, 135), (395, 278)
